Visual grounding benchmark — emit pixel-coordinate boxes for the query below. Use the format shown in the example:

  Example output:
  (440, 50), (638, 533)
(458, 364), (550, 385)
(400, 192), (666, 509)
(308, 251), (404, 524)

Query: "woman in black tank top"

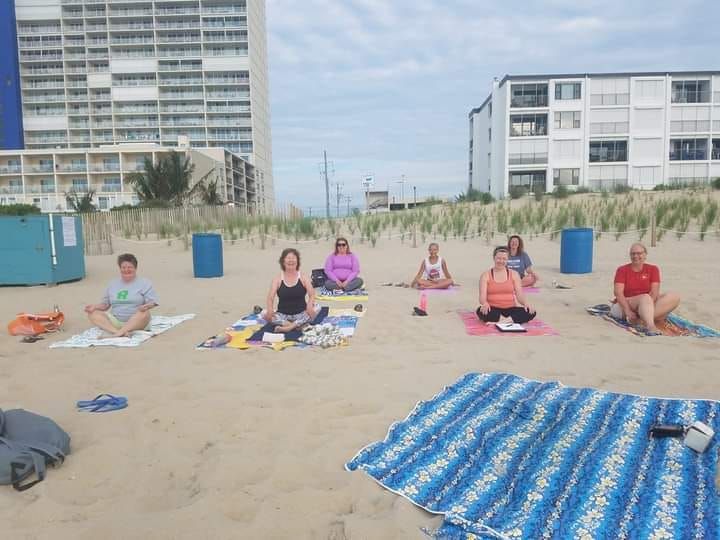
(263, 248), (318, 333)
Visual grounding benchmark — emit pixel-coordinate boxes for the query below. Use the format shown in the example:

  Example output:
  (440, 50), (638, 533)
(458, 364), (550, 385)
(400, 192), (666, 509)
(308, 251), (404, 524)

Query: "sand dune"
(1, 234), (718, 539)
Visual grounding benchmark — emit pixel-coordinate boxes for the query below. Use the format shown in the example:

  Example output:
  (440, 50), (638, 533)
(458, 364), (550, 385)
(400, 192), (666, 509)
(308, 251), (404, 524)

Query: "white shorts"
(610, 303), (624, 319)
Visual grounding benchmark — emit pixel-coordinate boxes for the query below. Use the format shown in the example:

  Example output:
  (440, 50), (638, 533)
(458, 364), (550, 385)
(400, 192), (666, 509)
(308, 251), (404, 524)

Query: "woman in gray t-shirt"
(507, 235), (539, 287)
(84, 253), (158, 337)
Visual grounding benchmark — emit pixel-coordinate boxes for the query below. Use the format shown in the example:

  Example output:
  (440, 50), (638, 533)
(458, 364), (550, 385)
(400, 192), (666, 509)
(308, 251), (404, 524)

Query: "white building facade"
(469, 71), (720, 199)
(0, 144), (264, 213)
(7, 0), (273, 208)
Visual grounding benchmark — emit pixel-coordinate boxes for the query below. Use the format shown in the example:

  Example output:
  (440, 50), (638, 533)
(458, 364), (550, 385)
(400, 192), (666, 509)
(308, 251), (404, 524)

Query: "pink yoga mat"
(420, 286), (460, 295)
(523, 287), (540, 294)
(458, 310), (558, 336)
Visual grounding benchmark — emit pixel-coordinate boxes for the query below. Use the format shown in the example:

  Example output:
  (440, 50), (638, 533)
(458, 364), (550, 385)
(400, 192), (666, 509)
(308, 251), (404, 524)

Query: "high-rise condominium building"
(469, 71), (720, 199)
(0, 0), (273, 210)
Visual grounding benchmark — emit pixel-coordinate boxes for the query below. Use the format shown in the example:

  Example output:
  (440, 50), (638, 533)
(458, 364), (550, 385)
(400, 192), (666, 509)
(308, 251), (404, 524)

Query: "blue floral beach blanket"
(346, 372), (720, 539)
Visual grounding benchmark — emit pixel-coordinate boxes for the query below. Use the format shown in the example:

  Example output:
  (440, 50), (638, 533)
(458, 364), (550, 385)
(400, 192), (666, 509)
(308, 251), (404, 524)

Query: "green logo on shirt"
(117, 290), (129, 300)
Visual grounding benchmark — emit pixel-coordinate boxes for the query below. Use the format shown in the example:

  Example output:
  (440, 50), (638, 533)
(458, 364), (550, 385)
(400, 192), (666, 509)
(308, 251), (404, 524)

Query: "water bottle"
(419, 292), (428, 312)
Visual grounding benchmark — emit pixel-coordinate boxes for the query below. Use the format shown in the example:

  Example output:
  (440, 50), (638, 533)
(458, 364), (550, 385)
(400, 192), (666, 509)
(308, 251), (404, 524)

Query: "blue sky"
(266, 0), (719, 215)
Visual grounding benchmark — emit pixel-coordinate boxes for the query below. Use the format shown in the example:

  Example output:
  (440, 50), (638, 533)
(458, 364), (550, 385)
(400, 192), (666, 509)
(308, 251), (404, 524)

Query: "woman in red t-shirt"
(611, 242), (680, 333)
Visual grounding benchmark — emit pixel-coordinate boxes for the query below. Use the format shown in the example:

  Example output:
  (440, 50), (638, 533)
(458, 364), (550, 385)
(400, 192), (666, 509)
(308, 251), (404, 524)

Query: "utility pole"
(319, 150), (333, 219)
(335, 182), (343, 218)
(344, 195), (352, 216)
(395, 174), (406, 209)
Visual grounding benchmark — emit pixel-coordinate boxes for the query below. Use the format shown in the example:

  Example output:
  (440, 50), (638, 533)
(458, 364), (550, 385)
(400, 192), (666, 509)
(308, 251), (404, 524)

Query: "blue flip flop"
(77, 394), (128, 413)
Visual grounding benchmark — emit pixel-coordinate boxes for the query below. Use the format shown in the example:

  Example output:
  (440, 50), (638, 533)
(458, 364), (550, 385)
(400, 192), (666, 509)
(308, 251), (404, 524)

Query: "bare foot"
(275, 323), (297, 333)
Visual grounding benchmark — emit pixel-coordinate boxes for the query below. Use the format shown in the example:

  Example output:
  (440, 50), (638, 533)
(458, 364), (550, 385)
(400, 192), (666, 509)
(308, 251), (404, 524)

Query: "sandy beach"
(1, 232), (718, 539)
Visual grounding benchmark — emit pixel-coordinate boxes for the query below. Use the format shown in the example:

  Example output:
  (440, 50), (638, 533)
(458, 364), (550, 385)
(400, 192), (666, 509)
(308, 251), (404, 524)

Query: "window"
(671, 80), (710, 104)
(509, 171), (546, 191)
(553, 111), (581, 129)
(510, 83), (548, 108)
(553, 168), (580, 186)
(669, 139), (708, 160)
(589, 140), (628, 162)
(713, 139), (720, 160)
(555, 82), (581, 100)
(509, 114), (548, 136)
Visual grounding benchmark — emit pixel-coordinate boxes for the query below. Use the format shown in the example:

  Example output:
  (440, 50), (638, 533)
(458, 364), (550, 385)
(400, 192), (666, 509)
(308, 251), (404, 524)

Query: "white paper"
(340, 327), (355, 337)
(62, 216), (77, 247)
(495, 322), (526, 332)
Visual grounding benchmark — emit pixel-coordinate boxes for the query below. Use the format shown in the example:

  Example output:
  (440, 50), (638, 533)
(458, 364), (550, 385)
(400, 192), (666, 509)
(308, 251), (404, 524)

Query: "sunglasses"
(630, 251), (645, 255)
(336, 243), (347, 247)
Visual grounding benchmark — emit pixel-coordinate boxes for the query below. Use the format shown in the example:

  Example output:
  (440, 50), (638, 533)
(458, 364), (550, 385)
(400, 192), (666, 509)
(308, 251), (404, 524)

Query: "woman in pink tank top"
(477, 246), (536, 324)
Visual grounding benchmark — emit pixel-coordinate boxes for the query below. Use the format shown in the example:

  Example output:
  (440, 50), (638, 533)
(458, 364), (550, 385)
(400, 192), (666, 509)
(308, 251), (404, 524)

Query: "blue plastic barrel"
(560, 228), (593, 274)
(192, 233), (223, 278)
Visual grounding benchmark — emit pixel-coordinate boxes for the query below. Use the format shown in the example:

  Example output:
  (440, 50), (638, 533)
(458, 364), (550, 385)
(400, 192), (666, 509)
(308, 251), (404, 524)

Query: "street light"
(395, 174), (406, 208)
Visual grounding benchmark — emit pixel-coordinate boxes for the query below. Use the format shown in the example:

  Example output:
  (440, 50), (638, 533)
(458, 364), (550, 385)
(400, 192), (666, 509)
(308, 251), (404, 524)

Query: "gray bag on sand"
(0, 409), (71, 491)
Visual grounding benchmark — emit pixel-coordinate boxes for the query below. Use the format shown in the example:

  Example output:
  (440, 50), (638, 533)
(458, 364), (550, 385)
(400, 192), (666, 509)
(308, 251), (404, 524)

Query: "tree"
(127, 151), (199, 206)
(65, 189), (96, 212)
(198, 177), (223, 205)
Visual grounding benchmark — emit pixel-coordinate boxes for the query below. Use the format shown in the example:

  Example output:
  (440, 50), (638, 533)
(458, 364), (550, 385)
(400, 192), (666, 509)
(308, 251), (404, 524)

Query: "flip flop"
(413, 307), (428, 316)
(77, 394), (128, 413)
(21, 335), (44, 343)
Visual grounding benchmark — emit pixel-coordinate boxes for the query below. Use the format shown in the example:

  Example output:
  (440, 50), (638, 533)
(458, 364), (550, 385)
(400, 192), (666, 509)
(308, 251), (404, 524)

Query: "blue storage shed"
(0, 214), (85, 285)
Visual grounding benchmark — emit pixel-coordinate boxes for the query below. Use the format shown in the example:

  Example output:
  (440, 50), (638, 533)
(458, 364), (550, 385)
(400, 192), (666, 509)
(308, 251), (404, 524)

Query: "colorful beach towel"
(316, 287), (369, 302)
(587, 304), (720, 338)
(346, 372), (720, 539)
(49, 314), (196, 348)
(458, 310), (558, 337)
(197, 307), (361, 351)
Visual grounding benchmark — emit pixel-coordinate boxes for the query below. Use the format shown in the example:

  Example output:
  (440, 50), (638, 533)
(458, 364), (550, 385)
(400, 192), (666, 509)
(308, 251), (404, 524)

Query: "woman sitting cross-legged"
(507, 234), (538, 287)
(477, 246), (536, 324)
(610, 242), (680, 334)
(411, 242), (454, 289)
(263, 248), (318, 333)
(84, 253), (158, 337)
(323, 237), (363, 292)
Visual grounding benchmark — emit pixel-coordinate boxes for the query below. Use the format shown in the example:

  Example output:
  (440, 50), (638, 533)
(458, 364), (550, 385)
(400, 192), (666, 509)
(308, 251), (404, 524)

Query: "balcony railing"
(57, 164), (87, 172)
(669, 149), (708, 161)
(510, 95), (548, 108)
(713, 148), (720, 160)
(156, 7), (200, 15)
(0, 166), (22, 174)
(671, 90), (711, 104)
(90, 164), (120, 172)
(669, 120), (711, 133)
(0, 187), (24, 194)
(159, 78), (203, 85)
(589, 122), (629, 135)
(508, 152), (548, 165)
(202, 6), (247, 14)
(590, 93), (630, 106)
(100, 184), (122, 192)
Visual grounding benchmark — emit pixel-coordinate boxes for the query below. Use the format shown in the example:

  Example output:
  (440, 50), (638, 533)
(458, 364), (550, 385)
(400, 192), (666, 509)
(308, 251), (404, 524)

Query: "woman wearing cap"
(323, 237), (363, 292)
(477, 246), (536, 324)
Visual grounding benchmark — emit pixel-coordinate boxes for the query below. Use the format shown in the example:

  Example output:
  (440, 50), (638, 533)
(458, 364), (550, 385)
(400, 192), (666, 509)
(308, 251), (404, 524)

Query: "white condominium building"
(3, 0), (273, 209)
(468, 71), (720, 199)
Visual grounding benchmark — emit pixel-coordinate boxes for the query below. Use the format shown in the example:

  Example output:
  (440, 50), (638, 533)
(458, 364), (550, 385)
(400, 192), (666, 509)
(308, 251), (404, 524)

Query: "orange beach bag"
(7, 311), (65, 336)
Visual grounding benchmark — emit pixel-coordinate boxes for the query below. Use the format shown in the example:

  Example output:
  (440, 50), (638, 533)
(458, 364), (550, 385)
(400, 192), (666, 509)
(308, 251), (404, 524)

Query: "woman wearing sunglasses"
(323, 237), (363, 292)
(610, 242), (680, 334)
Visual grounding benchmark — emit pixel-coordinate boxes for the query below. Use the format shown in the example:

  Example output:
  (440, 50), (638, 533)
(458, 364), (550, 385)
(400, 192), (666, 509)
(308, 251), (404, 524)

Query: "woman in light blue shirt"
(507, 235), (539, 287)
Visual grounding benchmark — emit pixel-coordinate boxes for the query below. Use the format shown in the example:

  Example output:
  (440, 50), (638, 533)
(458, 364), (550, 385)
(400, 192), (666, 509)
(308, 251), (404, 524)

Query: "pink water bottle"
(419, 292), (428, 312)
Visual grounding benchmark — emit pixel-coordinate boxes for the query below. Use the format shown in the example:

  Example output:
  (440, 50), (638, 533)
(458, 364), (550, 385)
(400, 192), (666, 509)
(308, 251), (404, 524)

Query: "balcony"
(160, 104), (204, 113)
(589, 122), (629, 135)
(590, 93), (630, 106)
(156, 7), (200, 15)
(65, 185), (90, 193)
(100, 184), (122, 193)
(57, 164), (87, 172)
(160, 92), (204, 100)
(115, 106), (158, 114)
(510, 95), (548, 108)
(669, 120), (711, 133)
(0, 186), (24, 194)
(90, 164), (120, 172)
(671, 90), (711, 104)
(202, 6), (247, 14)
(508, 152), (548, 165)
(206, 91), (249, 99)
(109, 9), (154, 17)
(159, 78), (203, 85)
(0, 166), (22, 174)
